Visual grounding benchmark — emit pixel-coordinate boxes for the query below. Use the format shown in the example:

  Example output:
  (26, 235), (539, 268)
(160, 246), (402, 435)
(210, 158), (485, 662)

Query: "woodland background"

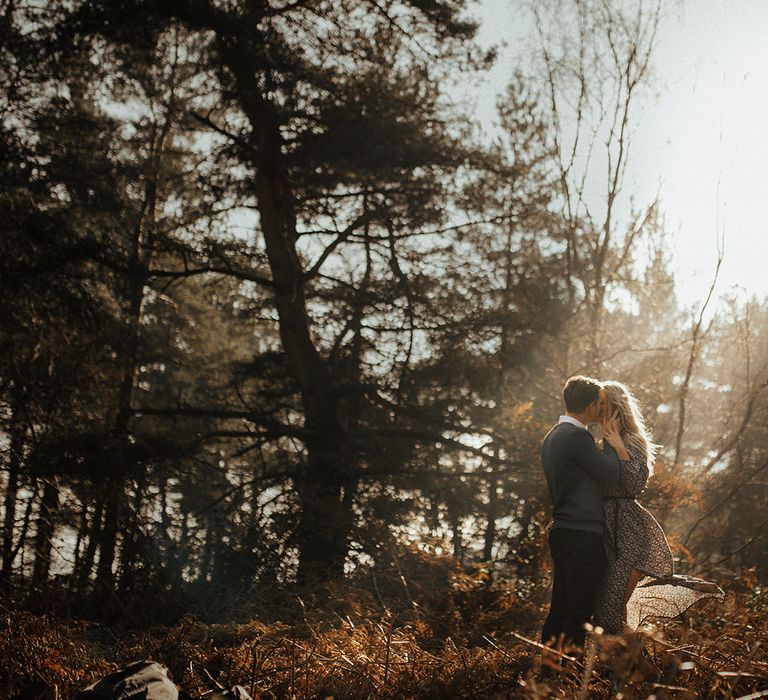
(2, 0), (768, 697)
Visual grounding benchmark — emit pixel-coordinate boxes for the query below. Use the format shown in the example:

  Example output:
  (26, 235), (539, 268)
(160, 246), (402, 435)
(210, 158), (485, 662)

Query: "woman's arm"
(621, 445), (650, 495)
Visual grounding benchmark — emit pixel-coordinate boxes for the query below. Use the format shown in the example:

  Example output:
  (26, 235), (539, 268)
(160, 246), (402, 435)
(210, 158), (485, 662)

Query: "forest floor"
(1, 553), (766, 699)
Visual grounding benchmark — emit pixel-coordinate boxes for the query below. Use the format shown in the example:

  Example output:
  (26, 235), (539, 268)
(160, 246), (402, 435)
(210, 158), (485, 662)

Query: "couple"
(540, 375), (721, 650)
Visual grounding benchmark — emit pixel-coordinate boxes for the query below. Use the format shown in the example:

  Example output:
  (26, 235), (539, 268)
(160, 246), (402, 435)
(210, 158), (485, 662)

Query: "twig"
(508, 630), (577, 663)
(383, 625), (393, 687)
(735, 691), (768, 700)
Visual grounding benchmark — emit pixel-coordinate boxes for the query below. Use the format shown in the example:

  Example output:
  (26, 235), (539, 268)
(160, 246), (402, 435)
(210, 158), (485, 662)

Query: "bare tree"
(530, 0), (663, 372)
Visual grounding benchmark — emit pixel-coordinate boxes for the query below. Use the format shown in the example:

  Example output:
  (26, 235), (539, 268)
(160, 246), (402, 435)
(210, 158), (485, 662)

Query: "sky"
(468, 0), (768, 311)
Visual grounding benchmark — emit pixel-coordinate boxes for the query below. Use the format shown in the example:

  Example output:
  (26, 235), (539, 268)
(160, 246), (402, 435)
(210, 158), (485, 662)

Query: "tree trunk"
(32, 477), (60, 584)
(75, 498), (104, 591)
(223, 43), (351, 582)
(483, 476), (498, 562)
(200, 519), (216, 583)
(95, 476), (121, 588)
(1, 408), (25, 583)
(179, 509), (190, 581)
(10, 484), (37, 582)
(449, 508), (464, 563)
(118, 478), (145, 594)
(158, 476), (178, 583)
(70, 499), (88, 583)
(483, 220), (514, 564)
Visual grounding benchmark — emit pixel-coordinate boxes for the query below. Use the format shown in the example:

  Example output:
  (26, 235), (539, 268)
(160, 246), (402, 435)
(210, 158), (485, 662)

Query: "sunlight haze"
(472, 0), (768, 310)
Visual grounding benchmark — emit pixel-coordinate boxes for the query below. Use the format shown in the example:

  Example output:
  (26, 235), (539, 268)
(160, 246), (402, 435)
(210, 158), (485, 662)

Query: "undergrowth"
(0, 548), (764, 699)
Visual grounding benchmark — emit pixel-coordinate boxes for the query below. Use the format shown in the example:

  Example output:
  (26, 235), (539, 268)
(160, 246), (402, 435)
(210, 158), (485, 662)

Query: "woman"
(594, 380), (723, 634)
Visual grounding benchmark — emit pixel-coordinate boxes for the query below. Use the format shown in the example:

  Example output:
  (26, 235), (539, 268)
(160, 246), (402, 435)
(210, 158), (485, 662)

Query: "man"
(540, 375), (629, 651)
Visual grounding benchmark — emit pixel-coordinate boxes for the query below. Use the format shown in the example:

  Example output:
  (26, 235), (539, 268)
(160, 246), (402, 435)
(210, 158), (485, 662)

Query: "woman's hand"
(596, 437), (605, 450)
(602, 411), (630, 461)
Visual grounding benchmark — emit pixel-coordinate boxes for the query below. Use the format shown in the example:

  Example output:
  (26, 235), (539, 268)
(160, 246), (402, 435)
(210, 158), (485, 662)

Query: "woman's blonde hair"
(602, 380), (658, 473)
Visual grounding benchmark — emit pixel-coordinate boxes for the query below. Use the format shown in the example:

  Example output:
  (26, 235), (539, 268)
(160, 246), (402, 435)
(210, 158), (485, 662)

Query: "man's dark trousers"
(541, 527), (607, 649)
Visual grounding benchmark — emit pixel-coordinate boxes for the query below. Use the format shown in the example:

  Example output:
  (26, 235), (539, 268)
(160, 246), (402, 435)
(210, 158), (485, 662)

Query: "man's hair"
(563, 375), (602, 413)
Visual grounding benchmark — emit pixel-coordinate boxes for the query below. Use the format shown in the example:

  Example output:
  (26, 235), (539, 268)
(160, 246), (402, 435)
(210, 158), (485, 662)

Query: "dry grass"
(1, 557), (766, 699)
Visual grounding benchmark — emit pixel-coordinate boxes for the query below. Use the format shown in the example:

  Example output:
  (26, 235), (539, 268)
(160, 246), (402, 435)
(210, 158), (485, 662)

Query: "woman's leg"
(594, 559), (627, 636)
(621, 568), (645, 630)
(624, 568), (644, 606)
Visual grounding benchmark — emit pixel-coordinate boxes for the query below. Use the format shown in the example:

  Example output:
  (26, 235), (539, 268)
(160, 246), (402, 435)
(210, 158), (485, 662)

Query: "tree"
(51, 0), (495, 583)
(530, 0), (663, 372)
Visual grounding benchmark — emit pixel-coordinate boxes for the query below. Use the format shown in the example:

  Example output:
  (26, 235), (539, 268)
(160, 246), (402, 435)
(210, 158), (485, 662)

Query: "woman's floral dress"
(594, 444), (723, 634)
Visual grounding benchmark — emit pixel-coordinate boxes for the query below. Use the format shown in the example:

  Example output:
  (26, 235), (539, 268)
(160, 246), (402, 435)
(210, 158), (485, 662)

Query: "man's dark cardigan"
(541, 422), (622, 533)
